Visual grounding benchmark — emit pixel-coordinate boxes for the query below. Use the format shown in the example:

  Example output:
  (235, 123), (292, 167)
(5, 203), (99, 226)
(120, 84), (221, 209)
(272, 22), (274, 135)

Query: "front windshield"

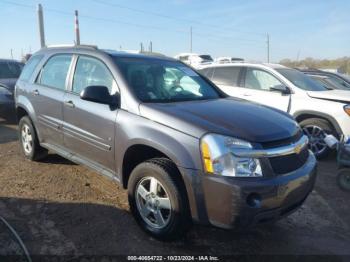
(0, 62), (23, 79)
(276, 68), (328, 91)
(113, 57), (221, 103)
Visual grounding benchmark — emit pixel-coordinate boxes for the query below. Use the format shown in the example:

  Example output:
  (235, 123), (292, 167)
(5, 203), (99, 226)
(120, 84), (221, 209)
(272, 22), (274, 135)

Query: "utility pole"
(75, 10), (80, 45)
(190, 26), (193, 53)
(37, 4), (46, 48)
(266, 33), (270, 63)
(149, 41), (153, 53)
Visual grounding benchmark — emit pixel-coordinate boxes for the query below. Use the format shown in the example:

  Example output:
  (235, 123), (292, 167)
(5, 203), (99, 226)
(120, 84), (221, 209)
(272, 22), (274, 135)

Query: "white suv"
(174, 53), (213, 69)
(199, 63), (350, 158)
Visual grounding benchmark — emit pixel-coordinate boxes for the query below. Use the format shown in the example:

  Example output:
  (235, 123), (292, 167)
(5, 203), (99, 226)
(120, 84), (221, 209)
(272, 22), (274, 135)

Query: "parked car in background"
(0, 59), (24, 108)
(199, 63), (350, 159)
(15, 46), (317, 240)
(174, 53), (213, 69)
(215, 57), (244, 64)
(307, 74), (348, 90)
(298, 69), (350, 90)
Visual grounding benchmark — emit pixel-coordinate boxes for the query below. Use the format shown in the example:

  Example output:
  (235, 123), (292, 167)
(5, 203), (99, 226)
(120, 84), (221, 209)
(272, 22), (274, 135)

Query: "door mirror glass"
(270, 84), (290, 94)
(80, 85), (115, 105)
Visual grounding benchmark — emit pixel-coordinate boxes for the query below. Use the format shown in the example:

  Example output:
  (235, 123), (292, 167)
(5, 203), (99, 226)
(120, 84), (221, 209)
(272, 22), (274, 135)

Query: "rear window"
(212, 67), (240, 86)
(19, 55), (43, 81)
(37, 55), (72, 90)
(0, 61), (23, 79)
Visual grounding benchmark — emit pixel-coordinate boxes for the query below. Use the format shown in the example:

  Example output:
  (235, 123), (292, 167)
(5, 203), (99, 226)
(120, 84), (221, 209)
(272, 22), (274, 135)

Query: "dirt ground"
(0, 108), (350, 260)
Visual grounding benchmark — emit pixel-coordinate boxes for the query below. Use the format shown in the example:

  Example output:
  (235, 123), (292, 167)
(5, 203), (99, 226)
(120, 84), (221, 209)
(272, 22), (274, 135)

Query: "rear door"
(31, 54), (73, 146)
(240, 67), (290, 111)
(63, 55), (119, 172)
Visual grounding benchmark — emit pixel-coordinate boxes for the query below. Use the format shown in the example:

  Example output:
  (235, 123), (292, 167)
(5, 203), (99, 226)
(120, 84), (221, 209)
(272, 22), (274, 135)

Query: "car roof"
(200, 62), (288, 70)
(36, 45), (176, 62)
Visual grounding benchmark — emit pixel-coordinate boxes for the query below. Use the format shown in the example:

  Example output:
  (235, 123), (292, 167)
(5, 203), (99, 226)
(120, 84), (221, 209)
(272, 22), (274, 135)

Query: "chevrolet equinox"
(15, 46), (317, 240)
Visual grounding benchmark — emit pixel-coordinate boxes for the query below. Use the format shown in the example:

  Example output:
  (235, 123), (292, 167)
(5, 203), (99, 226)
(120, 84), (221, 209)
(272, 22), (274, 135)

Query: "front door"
(63, 55), (119, 172)
(240, 67), (290, 112)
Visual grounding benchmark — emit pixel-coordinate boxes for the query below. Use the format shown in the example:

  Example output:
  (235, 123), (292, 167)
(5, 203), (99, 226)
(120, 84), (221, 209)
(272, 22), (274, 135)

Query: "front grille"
(269, 147), (309, 175)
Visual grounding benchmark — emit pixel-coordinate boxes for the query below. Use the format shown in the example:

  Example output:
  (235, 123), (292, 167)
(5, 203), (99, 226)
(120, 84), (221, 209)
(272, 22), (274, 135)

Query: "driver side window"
(245, 68), (282, 91)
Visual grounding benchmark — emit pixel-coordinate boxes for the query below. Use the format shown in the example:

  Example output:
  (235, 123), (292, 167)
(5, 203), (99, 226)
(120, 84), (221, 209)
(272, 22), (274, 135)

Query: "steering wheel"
(169, 84), (184, 93)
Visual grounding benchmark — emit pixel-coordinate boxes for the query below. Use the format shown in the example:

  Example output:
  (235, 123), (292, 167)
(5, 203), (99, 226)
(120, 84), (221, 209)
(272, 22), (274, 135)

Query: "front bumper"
(180, 151), (317, 229)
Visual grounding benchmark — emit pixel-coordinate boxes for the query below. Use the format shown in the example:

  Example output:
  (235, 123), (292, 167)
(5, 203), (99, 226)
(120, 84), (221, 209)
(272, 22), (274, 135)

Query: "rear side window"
(212, 67), (240, 86)
(19, 55), (43, 81)
(199, 68), (214, 78)
(38, 55), (72, 90)
(72, 56), (117, 94)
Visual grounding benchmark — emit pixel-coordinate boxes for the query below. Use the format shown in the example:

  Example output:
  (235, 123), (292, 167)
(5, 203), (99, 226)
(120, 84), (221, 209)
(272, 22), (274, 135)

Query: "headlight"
(344, 105), (350, 116)
(200, 134), (262, 177)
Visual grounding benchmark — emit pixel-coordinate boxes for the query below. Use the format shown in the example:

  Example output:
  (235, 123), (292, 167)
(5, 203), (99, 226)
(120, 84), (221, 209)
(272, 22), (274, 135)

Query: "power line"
(90, 0), (266, 37)
(0, 0), (266, 46)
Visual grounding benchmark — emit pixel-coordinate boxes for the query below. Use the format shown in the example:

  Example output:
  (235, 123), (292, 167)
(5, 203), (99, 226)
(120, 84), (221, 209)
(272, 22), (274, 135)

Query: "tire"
(18, 116), (48, 161)
(337, 169), (350, 192)
(128, 158), (191, 240)
(299, 118), (336, 160)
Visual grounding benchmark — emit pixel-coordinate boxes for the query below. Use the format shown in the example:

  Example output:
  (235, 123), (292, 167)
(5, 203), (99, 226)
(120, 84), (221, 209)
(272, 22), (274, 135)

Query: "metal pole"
(267, 33), (270, 63)
(75, 10), (80, 45)
(10, 49), (13, 59)
(190, 26), (193, 53)
(37, 4), (46, 48)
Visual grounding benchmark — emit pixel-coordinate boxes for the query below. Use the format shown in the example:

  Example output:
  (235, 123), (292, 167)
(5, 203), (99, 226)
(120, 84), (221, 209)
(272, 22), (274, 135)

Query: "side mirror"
(80, 85), (116, 106)
(270, 84), (290, 95)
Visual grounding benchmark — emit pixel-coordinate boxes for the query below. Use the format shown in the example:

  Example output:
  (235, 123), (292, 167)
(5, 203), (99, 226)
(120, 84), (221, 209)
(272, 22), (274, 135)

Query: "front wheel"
(299, 118), (336, 159)
(337, 169), (350, 192)
(128, 158), (191, 240)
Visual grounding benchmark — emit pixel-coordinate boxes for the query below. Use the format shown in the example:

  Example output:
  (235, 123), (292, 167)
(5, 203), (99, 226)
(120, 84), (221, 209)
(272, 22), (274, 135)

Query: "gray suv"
(15, 46), (317, 240)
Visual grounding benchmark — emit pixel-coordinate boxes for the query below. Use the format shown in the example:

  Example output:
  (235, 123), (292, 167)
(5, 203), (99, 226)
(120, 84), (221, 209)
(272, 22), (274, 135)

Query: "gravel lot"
(0, 109), (349, 260)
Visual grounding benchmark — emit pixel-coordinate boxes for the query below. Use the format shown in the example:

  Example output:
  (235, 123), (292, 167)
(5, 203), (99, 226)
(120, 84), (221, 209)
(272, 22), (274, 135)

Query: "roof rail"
(45, 44), (98, 50)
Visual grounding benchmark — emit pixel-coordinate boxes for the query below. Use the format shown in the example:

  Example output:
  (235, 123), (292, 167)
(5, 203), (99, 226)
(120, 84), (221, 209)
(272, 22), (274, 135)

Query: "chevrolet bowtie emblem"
(294, 144), (303, 154)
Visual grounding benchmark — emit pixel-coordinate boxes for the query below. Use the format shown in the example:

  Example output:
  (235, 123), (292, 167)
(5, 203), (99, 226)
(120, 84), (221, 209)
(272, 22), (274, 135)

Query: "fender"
(293, 110), (343, 135)
(15, 95), (43, 140)
(115, 110), (201, 183)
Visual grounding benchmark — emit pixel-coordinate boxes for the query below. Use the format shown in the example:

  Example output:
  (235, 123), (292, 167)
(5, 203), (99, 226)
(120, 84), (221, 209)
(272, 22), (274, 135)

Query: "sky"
(0, 0), (349, 62)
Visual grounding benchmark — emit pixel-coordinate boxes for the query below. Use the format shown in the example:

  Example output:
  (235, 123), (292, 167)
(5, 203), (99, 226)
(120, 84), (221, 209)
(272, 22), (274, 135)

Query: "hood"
(307, 90), (350, 103)
(0, 78), (17, 93)
(139, 98), (299, 143)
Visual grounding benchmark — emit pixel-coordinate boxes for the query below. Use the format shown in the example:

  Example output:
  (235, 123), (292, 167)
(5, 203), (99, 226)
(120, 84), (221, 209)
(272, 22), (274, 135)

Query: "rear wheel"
(299, 118), (336, 159)
(128, 158), (191, 240)
(337, 169), (350, 192)
(18, 116), (48, 161)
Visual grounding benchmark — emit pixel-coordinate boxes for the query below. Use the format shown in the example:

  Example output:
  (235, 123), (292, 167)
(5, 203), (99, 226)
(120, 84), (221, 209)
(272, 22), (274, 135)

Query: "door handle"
(243, 93), (252, 96)
(32, 89), (39, 96)
(64, 100), (75, 108)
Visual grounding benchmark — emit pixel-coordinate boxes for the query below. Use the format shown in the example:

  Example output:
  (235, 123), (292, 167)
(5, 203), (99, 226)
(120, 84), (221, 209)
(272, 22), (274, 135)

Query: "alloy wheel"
(135, 177), (172, 229)
(303, 125), (328, 156)
(21, 124), (33, 154)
